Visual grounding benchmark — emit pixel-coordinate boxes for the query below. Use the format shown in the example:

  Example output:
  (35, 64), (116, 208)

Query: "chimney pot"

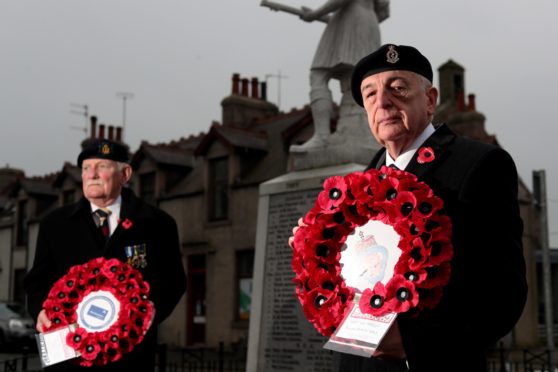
(116, 127), (123, 142)
(467, 94), (476, 111)
(261, 81), (267, 101)
(241, 78), (249, 96)
(108, 125), (114, 140)
(99, 124), (106, 139)
(251, 77), (259, 99)
(232, 73), (240, 95)
(90, 116), (98, 138)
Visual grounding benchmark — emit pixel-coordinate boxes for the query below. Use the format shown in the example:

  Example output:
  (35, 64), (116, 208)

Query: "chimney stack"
(221, 73), (278, 127)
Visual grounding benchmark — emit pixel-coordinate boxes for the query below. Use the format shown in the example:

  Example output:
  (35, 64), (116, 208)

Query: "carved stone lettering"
(258, 189), (333, 371)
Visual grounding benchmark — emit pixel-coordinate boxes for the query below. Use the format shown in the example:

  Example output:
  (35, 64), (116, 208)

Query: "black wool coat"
(337, 124), (527, 372)
(24, 187), (187, 372)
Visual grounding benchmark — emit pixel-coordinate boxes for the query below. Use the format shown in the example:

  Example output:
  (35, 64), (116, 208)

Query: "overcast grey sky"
(1, 0), (557, 244)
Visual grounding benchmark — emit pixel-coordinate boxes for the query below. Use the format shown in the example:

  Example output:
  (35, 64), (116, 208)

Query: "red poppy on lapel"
(417, 146), (435, 164)
(122, 218), (133, 229)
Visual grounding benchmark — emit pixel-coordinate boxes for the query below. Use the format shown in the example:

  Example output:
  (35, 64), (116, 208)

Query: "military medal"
(124, 244), (147, 269)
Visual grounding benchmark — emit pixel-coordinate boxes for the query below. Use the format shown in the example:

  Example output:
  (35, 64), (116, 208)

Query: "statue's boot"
(290, 97), (332, 152)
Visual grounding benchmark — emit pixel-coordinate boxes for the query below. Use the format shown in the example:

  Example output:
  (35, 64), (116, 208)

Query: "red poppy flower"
(399, 238), (429, 270)
(303, 240), (340, 265)
(81, 342), (102, 361)
(386, 275), (419, 313)
(417, 146), (435, 164)
(392, 190), (417, 217)
(345, 172), (376, 204)
(367, 201), (399, 225)
(359, 282), (391, 316)
(306, 269), (341, 292)
(121, 218), (133, 229)
(317, 176), (347, 211)
(418, 262), (452, 289)
(426, 235), (453, 266)
(339, 203), (369, 226)
(66, 327), (88, 349)
(304, 259), (342, 279)
(302, 205), (321, 225)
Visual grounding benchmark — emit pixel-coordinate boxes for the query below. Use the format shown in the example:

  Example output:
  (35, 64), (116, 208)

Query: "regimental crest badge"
(386, 45), (399, 64)
(100, 143), (112, 155)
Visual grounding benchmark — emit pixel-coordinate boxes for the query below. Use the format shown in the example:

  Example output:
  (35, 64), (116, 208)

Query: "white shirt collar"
(386, 123), (435, 170)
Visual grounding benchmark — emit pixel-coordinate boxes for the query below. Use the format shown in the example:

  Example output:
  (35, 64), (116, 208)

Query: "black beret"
(351, 44), (433, 106)
(77, 139), (129, 168)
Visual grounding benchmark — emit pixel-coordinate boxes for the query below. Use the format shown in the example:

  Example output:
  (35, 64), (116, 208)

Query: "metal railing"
(487, 346), (555, 372)
(3, 343), (558, 372)
(0, 349), (40, 372)
(157, 342), (246, 372)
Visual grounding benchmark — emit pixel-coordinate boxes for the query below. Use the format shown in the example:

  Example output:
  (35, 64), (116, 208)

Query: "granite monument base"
(246, 163), (367, 372)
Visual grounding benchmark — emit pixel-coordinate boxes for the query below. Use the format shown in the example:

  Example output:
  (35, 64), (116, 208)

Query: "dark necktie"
(389, 163), (400, 170)
(94, 208), (111, 239)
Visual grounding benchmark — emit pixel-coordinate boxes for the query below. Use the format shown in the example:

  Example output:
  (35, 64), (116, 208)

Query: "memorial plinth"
(247, 163), (366, 372)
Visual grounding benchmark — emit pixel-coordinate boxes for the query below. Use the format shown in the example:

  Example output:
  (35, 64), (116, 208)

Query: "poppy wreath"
(292, 166), (453, 336)
(42, 257), (154, 366)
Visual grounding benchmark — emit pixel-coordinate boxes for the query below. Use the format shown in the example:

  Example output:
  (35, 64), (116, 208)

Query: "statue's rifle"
(260, 0), (329, 23)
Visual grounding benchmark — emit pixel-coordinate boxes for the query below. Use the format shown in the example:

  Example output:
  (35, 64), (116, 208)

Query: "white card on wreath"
(323, 300), (397, 357)
(36, 324), (79, 367)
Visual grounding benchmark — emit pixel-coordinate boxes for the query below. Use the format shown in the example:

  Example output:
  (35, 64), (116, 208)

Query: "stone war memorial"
(247, 0), (389, 370)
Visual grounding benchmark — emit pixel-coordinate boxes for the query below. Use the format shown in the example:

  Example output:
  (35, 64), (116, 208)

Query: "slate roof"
(194, 124), (268, 156)
(19, 177), (58, 197)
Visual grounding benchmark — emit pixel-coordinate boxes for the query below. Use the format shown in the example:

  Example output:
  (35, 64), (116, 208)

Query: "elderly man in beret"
(24, 139), (186, 371)
(292, 44), (527, 371)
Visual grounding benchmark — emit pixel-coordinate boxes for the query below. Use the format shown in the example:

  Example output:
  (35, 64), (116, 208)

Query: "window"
(236, 250), (254, 321)
(16, 200), (28, 246)
(187, 254), (206, 344)
(208, 157), (229, 221)
(140, 172), (156, 205)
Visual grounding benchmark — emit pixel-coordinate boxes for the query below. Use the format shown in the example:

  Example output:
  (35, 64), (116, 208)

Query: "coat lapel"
(404, 124), (456, 179)
(104, 188), (147, 252)
(68, 197), (107, 249)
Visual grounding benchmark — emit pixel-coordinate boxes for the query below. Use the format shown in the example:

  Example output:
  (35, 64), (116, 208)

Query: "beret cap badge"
(386, 45), (399, 64)
(100, 143), (112, 155)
